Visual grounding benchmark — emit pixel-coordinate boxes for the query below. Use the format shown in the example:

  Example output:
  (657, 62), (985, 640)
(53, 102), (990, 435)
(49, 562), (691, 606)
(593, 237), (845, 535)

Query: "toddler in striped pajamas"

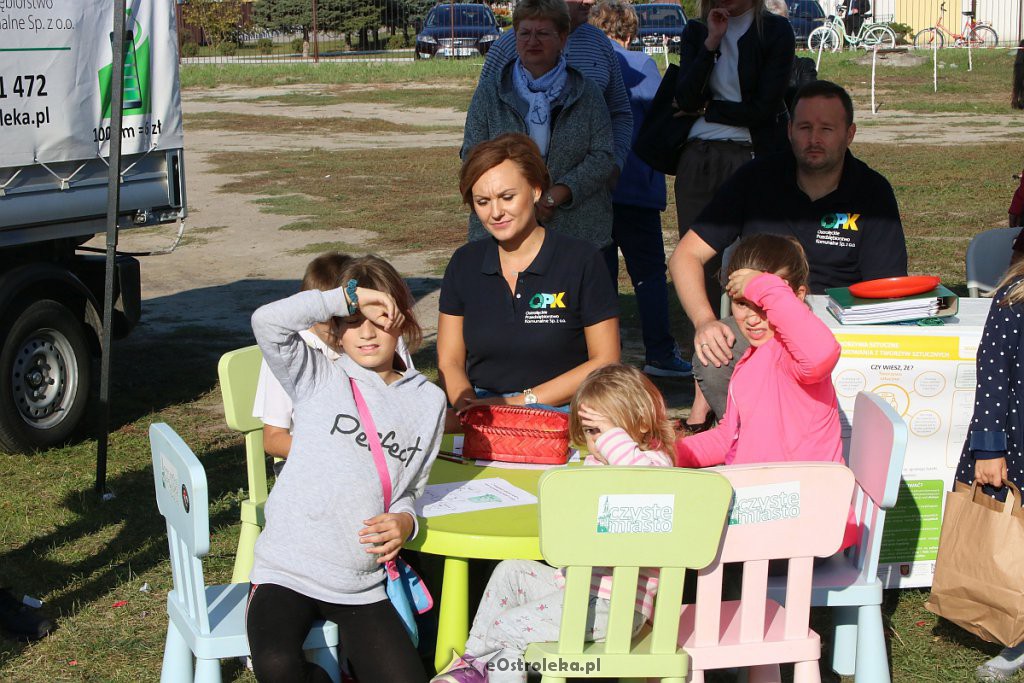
(434, 364), (675, 683)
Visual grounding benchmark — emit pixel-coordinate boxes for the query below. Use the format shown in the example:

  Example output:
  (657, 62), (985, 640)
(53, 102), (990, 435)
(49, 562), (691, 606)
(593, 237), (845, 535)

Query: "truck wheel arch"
(0, 263), (103, 354)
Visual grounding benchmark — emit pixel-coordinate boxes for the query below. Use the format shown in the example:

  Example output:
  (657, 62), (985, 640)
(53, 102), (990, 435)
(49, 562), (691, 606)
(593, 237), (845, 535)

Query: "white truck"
(0, 0), (185, 452)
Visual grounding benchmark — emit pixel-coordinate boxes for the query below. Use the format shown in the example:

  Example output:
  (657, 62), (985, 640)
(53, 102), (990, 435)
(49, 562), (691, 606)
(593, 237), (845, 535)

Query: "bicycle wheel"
(913, 27), (944, 49)
(863, 25), (897, 49)
(809, 26), (841, 53)
(968, 25), (998, 48)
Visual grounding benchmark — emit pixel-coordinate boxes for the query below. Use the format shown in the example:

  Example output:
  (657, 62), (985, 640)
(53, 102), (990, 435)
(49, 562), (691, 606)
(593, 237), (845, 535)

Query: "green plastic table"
(405, 458), (545, 672)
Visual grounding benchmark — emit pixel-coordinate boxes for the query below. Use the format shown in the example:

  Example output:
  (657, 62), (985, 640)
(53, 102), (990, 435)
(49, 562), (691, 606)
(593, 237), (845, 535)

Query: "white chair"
(967, 227), (1019, 297)
(766, 391), (909, 682)
(151, 423), (340, 682)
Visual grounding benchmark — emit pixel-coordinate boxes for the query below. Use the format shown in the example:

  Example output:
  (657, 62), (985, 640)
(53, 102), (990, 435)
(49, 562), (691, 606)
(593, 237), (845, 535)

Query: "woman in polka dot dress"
(954, 263), (1024, 682)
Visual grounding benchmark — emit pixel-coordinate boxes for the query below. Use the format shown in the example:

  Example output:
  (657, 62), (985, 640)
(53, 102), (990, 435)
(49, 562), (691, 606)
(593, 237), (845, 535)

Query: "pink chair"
(766, 391), (908, 682)
(677, 462), (856, 683)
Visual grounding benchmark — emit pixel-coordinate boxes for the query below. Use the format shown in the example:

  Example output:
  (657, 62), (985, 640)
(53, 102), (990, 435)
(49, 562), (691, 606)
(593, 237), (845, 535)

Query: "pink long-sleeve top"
(555, 427), (672, 620)
(676, 274), (859, 548)
(677, 273), (842, 468)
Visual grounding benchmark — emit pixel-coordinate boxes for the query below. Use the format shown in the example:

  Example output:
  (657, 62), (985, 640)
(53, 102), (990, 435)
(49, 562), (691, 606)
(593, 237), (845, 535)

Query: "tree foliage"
(182, 0), (248, 46)
(253, 0), (419, 48)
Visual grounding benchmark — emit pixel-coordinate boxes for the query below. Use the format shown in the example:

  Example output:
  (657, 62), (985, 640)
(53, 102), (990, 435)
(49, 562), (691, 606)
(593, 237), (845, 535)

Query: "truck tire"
(0, 300), (91, 453)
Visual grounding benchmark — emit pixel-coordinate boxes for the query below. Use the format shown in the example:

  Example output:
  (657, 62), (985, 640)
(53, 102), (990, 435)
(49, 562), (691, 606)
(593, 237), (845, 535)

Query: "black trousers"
(246, 583), (427, 683)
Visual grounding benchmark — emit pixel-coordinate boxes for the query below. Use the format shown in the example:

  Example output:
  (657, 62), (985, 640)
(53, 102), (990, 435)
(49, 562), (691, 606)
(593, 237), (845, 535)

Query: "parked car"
(415, 3), (502, 59)
(631, 3), (687, 54)
(788, 0), (827, 47)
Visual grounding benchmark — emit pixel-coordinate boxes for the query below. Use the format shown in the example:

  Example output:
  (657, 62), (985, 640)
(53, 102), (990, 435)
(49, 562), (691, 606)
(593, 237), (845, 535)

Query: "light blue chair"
(766, 391), (908, 682)
(966, 226), (1018, 297)
(151, 423), (341, 682)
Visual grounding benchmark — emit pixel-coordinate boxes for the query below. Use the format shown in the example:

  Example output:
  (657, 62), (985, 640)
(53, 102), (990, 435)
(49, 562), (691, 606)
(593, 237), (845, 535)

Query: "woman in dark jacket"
(673, 0), (795, 232)
(672, 0), (794, 432)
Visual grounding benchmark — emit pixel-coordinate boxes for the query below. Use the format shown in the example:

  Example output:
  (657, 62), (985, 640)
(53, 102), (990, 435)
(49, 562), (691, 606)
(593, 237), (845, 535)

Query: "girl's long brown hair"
(338, 255), (422, 352)
(726, 233), (810, 293)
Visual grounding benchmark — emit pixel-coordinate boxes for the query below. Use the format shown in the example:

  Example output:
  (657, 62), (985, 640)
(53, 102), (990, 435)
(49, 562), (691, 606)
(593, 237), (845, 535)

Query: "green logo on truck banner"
(98, 11), (151, 118)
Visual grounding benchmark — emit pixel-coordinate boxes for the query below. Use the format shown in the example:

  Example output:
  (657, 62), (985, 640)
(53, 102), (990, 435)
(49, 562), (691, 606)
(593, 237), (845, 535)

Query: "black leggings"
(246, 583), (427, 683)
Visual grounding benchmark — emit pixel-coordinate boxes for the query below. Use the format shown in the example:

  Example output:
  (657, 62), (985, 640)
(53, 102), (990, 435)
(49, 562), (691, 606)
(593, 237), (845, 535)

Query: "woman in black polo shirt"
(438, 133), (620, 410)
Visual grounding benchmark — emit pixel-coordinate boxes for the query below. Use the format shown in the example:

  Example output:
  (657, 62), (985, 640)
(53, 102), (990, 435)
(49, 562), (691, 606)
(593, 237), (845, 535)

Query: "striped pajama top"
(553, 427), (672, 620)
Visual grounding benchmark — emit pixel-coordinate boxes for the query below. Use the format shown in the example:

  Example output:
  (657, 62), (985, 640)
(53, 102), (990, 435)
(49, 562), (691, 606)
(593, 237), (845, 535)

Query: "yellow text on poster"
(834, 335), (963, 361)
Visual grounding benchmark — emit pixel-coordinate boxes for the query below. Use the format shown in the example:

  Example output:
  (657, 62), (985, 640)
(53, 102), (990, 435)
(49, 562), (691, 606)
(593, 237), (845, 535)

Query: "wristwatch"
(344, 278), (359, 315)
(543, 193), (556, 208)
(523, 388), (538, 405)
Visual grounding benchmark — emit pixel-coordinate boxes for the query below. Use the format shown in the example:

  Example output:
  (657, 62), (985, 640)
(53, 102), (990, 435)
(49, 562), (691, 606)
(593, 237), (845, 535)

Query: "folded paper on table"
(826, 284), (959, 325)
(415, 478), (538, 517)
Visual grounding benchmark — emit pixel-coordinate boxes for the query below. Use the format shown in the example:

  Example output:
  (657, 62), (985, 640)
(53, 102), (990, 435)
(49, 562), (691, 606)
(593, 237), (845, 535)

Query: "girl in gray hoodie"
(247, 255), (446, 683)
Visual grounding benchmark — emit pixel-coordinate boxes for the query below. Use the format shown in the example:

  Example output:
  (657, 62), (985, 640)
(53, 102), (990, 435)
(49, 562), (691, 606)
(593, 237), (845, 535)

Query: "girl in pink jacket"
(676, 234), (843, 470)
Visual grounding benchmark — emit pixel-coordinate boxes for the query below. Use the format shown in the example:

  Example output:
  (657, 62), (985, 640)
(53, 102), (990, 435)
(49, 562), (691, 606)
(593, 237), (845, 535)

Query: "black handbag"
(632, 64), (695, 176)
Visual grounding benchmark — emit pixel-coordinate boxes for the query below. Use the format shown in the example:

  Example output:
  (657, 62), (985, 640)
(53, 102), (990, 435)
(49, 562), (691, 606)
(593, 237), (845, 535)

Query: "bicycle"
(913, 1), (999, 49)
(808, 4), (897, 53)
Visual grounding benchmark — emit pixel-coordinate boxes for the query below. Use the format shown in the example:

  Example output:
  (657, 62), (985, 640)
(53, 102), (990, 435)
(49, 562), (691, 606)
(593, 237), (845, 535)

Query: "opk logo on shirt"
(820, 212), (860, 231)
(529, 292), (566, 309)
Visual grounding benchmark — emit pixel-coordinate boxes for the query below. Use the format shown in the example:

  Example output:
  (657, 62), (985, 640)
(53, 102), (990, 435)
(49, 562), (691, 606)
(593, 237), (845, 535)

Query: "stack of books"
(826, 285), (959, 325)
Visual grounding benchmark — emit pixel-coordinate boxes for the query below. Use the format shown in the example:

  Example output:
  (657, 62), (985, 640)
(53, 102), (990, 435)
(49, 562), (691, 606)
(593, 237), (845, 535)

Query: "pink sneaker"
(431, 650), (488, 683)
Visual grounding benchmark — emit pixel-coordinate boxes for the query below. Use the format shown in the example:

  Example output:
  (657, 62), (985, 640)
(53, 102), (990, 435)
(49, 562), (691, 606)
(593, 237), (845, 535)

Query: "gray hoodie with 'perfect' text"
(250, 287), (446, 604)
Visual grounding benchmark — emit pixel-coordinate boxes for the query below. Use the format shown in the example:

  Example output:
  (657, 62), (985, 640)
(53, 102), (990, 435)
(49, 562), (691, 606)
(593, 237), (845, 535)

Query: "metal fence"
(175, 0), (511, 64)
(174, 0), (1024, 66)
(870, 0), (1020, 46)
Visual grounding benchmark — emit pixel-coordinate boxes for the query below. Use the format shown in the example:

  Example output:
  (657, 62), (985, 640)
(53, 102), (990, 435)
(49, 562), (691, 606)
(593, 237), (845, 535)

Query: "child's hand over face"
(579, 404), (615, 464)
(359, 512), (415, 564)
(353, 287), (405, 331)
(725, 268), (764, 301)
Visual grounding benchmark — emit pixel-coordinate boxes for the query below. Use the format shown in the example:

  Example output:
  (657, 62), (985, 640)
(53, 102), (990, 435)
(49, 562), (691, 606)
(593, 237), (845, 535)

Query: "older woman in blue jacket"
(461, 0), (616, 275)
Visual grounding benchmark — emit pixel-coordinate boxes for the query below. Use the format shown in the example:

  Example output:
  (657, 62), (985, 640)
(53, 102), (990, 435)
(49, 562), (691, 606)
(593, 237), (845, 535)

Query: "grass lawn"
(2, 50), (1023, 681)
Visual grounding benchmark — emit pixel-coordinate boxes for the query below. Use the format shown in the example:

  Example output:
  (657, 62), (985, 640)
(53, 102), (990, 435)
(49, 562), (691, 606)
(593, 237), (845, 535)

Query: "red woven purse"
(459, 405), (570, 465)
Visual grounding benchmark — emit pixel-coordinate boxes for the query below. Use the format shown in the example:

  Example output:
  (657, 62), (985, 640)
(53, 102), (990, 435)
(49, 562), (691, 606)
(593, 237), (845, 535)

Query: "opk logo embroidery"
(820, 212), (860, 231)
(529, 292), (566, 309)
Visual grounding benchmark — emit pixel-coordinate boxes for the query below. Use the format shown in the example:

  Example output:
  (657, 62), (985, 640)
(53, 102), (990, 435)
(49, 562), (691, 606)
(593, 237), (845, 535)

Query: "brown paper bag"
(925, 480), (1024, 646)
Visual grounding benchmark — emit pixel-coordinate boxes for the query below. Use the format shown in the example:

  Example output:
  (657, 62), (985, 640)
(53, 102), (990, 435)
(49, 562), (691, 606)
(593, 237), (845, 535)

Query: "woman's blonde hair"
(589, 0), (638, 42)
(337, 255), (423, 352)
(569, 364), (675, 453)
(993, 258), (1024, 307)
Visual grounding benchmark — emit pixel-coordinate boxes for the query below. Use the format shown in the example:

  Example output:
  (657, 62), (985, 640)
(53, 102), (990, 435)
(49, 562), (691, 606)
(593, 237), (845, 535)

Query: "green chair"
(217, 345), (270, 585)
(524, 467), (733, 683)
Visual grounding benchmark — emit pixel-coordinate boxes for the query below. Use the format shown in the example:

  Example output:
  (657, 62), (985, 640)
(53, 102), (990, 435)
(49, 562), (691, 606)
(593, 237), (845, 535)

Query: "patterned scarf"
(512, 55), (568, 158)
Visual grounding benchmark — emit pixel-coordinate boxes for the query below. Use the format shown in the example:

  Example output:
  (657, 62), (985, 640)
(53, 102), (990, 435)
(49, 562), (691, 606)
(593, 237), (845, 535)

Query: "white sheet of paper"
(415, 478), (538, 518)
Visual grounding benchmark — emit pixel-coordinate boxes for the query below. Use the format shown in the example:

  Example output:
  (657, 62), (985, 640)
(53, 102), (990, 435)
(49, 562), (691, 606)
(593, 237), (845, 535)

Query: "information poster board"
(814, 298), (992, 589)
(0, 0), (183, 168)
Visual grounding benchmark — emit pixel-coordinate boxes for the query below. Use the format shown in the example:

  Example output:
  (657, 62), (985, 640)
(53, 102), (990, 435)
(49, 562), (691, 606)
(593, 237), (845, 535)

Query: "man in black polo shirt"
(669, 80), (907, 428)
